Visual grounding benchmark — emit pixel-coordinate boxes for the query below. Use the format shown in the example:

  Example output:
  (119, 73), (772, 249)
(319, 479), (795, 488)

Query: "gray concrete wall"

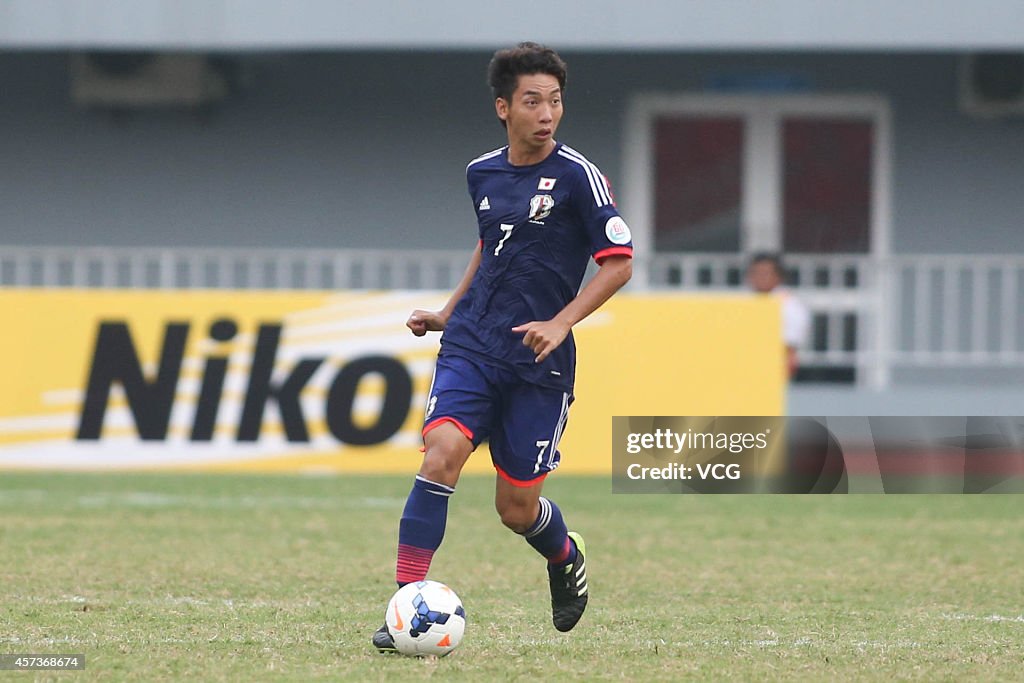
(2, 51), (1023, 253)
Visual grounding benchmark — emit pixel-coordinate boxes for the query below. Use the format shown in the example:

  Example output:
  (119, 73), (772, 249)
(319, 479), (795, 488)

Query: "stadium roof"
(3, 0), (1024, 51)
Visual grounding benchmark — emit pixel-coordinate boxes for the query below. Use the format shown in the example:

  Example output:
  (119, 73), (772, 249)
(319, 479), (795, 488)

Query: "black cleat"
(372, 624), (397, 653)
(548, 531), (588, 632)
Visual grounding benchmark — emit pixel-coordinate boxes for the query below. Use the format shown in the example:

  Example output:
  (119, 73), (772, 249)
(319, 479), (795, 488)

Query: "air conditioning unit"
(70, 52), (228, 108)
(959, 52), (1024, 118)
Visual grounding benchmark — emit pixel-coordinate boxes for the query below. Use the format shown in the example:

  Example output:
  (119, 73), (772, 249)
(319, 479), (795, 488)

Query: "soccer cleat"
(548, 531), (588, 632)
(372, 623), (397, 653)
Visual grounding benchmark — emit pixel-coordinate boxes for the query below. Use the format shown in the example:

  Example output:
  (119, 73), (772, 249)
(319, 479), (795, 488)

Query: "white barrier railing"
(3, 245), (1022, 388)
(0, 246), (472, 291)
(644, 252), (880, 384)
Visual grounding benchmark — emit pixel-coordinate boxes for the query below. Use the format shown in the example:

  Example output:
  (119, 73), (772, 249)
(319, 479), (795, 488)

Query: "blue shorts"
(421, 352), (573, 486)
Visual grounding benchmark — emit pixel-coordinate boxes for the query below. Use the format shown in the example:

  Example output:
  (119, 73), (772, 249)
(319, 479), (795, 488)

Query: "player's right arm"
(406, 241), (483, 336)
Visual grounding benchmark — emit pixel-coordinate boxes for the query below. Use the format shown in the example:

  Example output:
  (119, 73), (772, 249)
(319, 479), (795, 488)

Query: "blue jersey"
(440, 142), (634, 392)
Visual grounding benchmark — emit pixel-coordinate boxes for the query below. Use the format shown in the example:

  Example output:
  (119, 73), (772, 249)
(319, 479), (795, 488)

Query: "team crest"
(529, 194), (555, 223)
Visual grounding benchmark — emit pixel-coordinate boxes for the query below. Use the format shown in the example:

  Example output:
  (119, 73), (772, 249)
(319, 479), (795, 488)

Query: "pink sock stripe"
(548, 536), (572, 564)
(396, 544), (435, 583)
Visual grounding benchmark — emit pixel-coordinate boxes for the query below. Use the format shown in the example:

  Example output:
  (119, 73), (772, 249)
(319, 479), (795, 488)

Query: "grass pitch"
(1, 472), (1022, 681)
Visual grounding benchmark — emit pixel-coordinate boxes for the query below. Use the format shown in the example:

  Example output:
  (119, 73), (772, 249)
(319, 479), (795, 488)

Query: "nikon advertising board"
(0, 289), (783, 473)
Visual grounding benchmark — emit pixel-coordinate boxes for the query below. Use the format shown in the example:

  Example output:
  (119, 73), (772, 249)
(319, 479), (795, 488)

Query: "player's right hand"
(407, 309), (447, 336)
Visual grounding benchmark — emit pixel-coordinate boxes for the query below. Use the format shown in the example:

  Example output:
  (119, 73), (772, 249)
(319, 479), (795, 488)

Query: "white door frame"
(620, 93), (893, 388)
(621, 93), (893, 285)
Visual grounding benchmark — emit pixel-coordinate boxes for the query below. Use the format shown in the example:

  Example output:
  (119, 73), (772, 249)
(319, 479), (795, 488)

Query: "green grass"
(1, 473), (1022, 681)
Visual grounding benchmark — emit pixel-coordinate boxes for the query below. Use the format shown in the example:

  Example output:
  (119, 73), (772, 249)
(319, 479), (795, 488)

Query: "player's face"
(748, 262), (782, 293)
(496, 73), (563, 156)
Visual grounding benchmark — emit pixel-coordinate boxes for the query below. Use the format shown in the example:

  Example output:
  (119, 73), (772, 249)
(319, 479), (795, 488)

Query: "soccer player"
(373, 42), (633, 650)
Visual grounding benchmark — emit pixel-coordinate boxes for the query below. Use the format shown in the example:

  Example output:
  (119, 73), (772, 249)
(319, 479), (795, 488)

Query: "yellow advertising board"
(0, 289), (783, 474)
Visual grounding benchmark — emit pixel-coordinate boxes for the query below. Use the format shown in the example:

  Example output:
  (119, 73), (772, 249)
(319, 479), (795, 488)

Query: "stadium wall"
(1, 51), (1023, 255)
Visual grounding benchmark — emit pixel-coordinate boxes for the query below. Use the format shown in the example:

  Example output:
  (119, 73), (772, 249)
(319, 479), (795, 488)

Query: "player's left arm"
(512, 254), (632, 362)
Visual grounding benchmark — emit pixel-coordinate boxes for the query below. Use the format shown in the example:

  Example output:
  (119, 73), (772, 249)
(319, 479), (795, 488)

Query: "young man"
(747, 252), (811, 379)
(373, 42), (633, 650)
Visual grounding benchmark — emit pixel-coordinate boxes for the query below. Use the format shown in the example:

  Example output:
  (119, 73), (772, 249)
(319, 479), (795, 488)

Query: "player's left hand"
(407, 309), (447, 336)
(511, 319), (571, 363)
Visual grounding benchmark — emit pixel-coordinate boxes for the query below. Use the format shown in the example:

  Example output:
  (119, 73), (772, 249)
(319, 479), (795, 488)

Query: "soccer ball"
(384, 580), (466, 657)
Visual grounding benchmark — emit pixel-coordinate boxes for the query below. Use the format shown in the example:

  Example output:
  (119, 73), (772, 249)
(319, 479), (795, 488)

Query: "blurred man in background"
(747, 252), (810, 379)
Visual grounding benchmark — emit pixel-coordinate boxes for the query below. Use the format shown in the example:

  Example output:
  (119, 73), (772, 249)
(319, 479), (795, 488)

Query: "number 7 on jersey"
(494, 223), (514, 256)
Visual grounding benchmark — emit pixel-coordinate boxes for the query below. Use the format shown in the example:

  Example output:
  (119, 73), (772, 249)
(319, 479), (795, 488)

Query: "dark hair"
(488, 42), (567, 103)
(749, 251), (785, 276)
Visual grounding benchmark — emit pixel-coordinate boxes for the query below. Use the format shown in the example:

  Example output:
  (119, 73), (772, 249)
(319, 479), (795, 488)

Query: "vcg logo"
(75, 319), (413, 445)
